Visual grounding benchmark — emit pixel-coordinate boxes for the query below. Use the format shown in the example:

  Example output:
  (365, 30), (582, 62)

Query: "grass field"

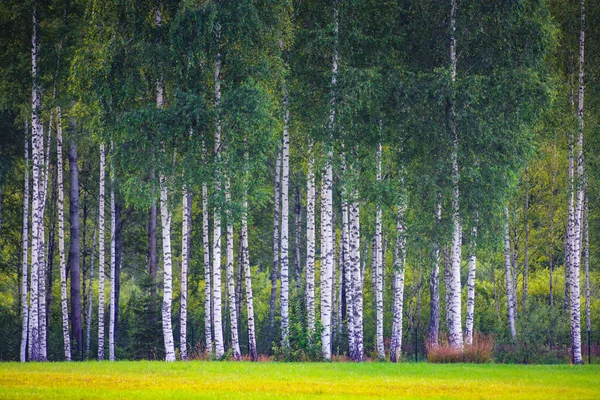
(0, 361), (599, 399)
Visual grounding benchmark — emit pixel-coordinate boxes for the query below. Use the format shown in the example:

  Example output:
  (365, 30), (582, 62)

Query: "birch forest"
(1, 0), (600, 366)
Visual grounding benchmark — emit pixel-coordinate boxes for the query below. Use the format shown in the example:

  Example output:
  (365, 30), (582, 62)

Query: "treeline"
(0, 0), (599, 364)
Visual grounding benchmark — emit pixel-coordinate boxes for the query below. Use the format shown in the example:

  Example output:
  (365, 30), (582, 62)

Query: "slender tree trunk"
(465, 223), (477, 345)
(447, 0), (463, 349)
(236, 231), (243, 322)
(225, 178), (241, 360)
(242, 148), (257, 361)
(68, 142), (82, 360)
(375, 143), (384, 359)
(549, 223), (554, 307)
(28, 3), (42, 361)
(390, 202), (407, 362)
(56, 108), (71, 361)
(428, 200), (441, 346)
(86, 224), (96, 358)
(281, 98), (290, 347)
(504, 206), (517, 339)
(584, 192), (590, 351)
(148, 196), (157, 299)
(180, 183), (191, 360)
(511, 206), (518, 318)
(350, 196), (363, 361)
(295, 186), (302, 289)
(306, 142), (316, 335)
(340, 155), (353, 357)
(38, 116), (51, 361)
(155, 39), (176, 361)
(202, 159), (212, 354)
(321, 1), (338, 361)
(212, 24), (225, 358)
(20, 124), (30, 362)
(109, 144), (116, 361)
(98, 144), (106, 360)
(270, 148), (281, 345)
(568, 0), (585, 365)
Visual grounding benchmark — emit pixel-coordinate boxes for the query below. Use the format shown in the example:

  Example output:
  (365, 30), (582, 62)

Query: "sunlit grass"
(0, 361), (598, 399)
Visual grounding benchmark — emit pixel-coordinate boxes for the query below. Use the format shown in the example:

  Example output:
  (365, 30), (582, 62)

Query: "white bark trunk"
(56, 108), (71, 361)
(428, 200), (441, 346)
(350, 195), (363, 361)
(86, 224), (96, 358)
(180, 183), (190, 360)
(212, 25), (225, 358)
(447, 0), (463, 349)
(225, 178), (241, 360)
(568, 0), (585, 365)
(242, 151), (257, 360)
(20, 124), (30, 362)
(109, 143), (116, 361)
(280, 99), (290, 346)
(306, 141), (316, 334)
(38, 116), (50, 361)
(465, 223), (477, 345)
(504, 206), (517, 339)
(202, 177), (212, 354)
(28, 3), (42, 361)
(375, 143), (384, 359)
(98, 143), (106, 360)
(390, 203), (406, 362)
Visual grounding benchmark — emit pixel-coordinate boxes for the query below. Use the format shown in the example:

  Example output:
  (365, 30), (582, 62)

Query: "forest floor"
(0, 361), (599, 399)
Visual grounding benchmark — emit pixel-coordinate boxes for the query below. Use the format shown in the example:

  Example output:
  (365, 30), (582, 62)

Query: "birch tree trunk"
(447, 0), (463, 349)
(390, 204), (406, 362)
(20, 125), (30, 362)
(148, 195), (157, 299)
(306, 142), (316, 334)
(504, 206), (517, 339)
(155, 60), (176, 361)
(86, 224), (96, 358)
(98, 143), (106, 360)
(212, 25), (225, 358)
(68, 142), (82, 360)
(38, 120), (51, 361)
(350, 197), (363, 361)
(281, 98), (290, 347)
(295, 186), (302, 289)
(341, 158), (353, 356)
(225, 178), (241, 360)
(28, 2), (43, 360)
(321, 0), (338, 361)
(56, 108), (71, 361)
(109, 145), (116, 361)
(568, 0), (585, 365)
(180, 183), (191, 360)
(269, 149), (281, 345)
(584, 192), (590, 349)
(428, 201), (441, 346)
(202, 163), (212, 354)
(465, 223), (477, 345)
(375, 143), (384, 359)
(242, 149), (257, 361)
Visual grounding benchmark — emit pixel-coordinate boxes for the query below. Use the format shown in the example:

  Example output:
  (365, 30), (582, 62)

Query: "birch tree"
(180, 180), (191, 360)
(428, 201), (441, 346)
(447, 0), (463, 349)
(242, 149), (257, 361)
(109, 144), (116, 361)
(98, 143), (106, 360)
(305, 142), (316, 334)
(465, 223), (477, 345)
(375, 143), (384, 359)
(20, 126), (30, 362)
(280, 97), (290, 346)
(56, 108), (71, 361)
(270, 149), (281, 342)
(225, 178), (241, 360)
(504, 206), (517, 339)
(202, 144), (212, 354)
(390, 202), (406, 363)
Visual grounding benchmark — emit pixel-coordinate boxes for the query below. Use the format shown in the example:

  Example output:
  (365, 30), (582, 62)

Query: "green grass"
(0, 361), (599, 399)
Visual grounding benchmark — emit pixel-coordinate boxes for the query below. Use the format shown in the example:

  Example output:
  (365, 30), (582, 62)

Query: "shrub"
(426, 333), (494, 363)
